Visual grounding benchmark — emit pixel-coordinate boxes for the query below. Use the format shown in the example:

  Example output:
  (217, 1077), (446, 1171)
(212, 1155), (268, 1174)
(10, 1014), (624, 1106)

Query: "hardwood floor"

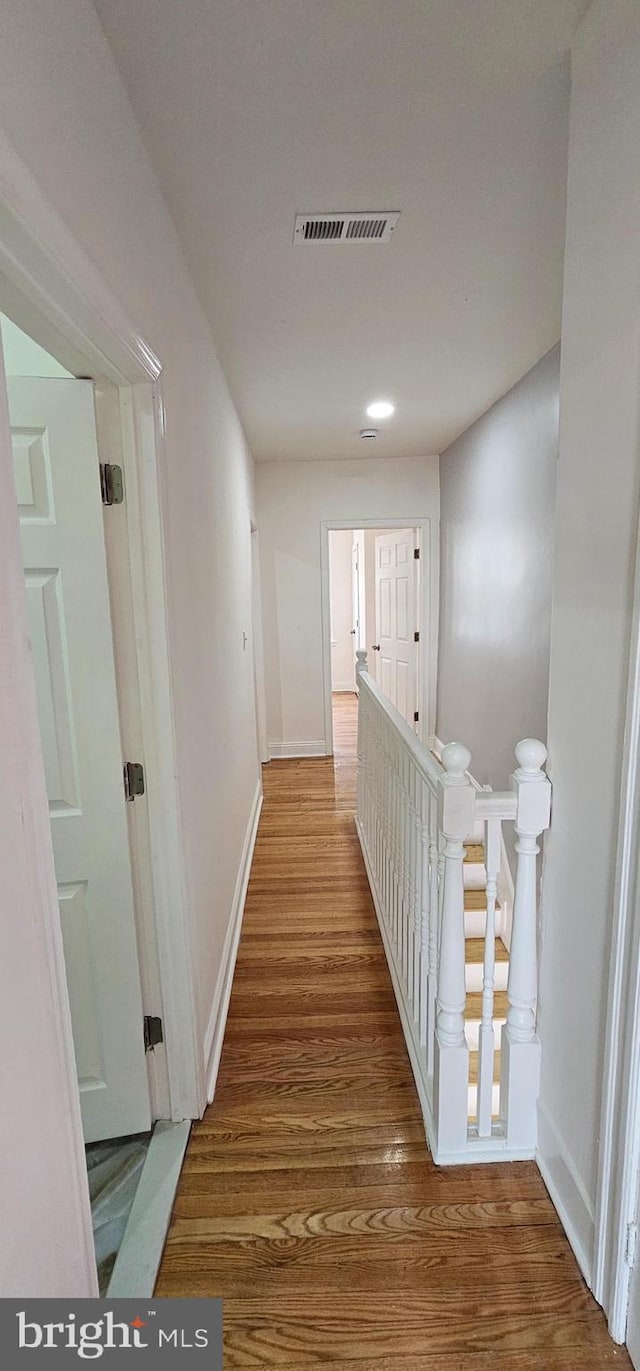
(156, 693), (628, 1367)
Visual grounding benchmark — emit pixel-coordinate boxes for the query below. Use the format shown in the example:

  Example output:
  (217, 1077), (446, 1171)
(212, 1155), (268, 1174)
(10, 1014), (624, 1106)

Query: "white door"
(8, 376), (151, 1143)
(374, 529), (418, 728)
(351, 539), (362, 651)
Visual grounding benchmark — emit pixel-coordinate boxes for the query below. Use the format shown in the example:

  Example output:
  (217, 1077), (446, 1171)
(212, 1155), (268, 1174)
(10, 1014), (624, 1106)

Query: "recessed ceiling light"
(366, 400), (395, 420)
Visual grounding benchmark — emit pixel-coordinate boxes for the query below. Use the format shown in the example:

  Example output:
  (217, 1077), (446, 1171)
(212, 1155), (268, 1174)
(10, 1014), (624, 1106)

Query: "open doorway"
(325, 522), (427, 757)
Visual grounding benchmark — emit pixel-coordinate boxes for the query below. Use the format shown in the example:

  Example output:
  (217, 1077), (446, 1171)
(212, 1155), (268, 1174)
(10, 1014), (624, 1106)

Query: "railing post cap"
(441, 741), (472, 779)
(514, 738), (547, 776)
(355, 648), (368, 673)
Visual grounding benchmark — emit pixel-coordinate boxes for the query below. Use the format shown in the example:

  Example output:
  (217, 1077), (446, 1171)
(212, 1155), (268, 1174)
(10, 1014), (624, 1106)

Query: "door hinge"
(414, 630), (420, 642)
(143, 1015), (164, 1052)
(414, 711), (420, 723)
(100, 462), (124, 506)
(414, 547), (420, 559)
(124, 761), (145, 801)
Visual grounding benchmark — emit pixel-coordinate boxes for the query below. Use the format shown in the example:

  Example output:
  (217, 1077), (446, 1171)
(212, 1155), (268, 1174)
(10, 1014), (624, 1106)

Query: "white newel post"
(434, 742), (475, 1155)
(500, 739), (551, 1150)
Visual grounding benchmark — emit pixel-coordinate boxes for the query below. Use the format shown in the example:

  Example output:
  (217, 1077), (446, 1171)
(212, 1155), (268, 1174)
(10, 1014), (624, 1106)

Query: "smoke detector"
(360, 428), (378, 440)
(294, 211), (400, 245)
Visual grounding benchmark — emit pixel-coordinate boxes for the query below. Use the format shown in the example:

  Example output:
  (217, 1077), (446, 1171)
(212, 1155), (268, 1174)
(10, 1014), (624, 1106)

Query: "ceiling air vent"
(293, 211), (400, 245)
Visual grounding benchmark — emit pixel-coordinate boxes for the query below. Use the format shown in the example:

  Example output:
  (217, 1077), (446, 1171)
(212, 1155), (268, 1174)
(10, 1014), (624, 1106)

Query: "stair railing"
(355, 649), (551, 1164)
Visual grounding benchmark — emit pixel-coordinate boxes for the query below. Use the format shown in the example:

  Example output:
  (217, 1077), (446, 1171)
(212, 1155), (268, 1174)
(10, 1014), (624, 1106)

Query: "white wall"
(537, 0), (640, 1286)
(329, 529), (356, 692)
(257, 456), (439, 754)
(0, 0), (259, 1291)
(436, 346), (559, 787)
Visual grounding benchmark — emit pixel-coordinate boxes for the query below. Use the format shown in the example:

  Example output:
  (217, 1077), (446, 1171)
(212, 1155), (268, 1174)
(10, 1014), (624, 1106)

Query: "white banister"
(354, 661), (551, 1165)
(433, 743), (475, 1153)
(500, 739), (551, 1150)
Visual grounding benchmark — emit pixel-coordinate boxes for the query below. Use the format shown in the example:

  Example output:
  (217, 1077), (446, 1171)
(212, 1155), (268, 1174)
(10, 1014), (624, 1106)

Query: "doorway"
(2, 311), (156, 1286)
(323, 519), (434, 756)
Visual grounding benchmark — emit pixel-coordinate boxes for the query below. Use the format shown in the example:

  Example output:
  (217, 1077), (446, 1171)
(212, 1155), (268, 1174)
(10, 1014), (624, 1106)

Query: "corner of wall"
(537, 1101), (595, 1288)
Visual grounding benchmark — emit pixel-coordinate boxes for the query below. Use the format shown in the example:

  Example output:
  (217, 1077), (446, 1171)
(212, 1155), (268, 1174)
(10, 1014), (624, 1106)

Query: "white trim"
(332, 683), (358, 694)
(321, 518), (439, 756)
(107, 1120), (190, 1298)
(125, 384), (204, 1120)
(204, 781), (263, 1101)
(268, 739), (327, 759)
(537, 1102), (595, 1287)
(0, 134), (161, 387)
(593, 489), (640, 1336)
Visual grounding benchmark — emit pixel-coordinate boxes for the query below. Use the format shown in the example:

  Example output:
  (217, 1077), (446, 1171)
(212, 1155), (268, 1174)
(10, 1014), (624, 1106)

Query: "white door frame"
(320, 517), (438, 756)
(0, 138), (203, 1149)
(593, 499), (640, 1342)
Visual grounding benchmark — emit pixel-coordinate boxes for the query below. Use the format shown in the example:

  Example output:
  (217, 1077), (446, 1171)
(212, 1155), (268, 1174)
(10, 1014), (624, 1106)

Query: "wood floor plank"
(156, 694), (627, 1367)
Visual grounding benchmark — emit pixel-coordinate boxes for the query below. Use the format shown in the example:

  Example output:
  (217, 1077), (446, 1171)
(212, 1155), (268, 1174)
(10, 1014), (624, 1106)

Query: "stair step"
(464, 937), (509, 992)
(464, 889), (500, 911)
(465, 989), (508, 1020)
(464, 989), (507, 1051)
(465, 937), (508, 964)
(464, 842), (484, 864)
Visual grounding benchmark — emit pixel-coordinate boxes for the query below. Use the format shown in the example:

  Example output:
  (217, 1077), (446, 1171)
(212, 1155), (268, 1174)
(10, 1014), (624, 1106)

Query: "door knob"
(372, 643), (381, 651)
(350, 628), (357, 635)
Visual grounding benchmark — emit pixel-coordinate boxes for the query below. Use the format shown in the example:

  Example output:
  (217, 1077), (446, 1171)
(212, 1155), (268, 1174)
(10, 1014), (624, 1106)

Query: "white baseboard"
(107, 1120), (190, 1298)
(332, 683), (357, 694)
(268, 739), (327, 758)
(203, 780), (263, 1101)
(537, 1101), (595, 1287)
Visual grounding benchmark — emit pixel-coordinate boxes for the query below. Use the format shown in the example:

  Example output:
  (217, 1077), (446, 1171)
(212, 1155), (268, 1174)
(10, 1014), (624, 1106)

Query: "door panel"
(9, 376), (151, 1143)
(375, 529), (418, 729)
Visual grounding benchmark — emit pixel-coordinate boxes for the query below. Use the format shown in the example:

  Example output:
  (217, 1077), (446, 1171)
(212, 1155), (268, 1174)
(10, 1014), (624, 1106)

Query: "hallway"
(156, 695), (626, 1367)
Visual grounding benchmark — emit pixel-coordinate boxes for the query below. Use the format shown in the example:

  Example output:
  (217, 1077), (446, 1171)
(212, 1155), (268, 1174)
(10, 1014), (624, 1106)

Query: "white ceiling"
(94, 0), (588, 461)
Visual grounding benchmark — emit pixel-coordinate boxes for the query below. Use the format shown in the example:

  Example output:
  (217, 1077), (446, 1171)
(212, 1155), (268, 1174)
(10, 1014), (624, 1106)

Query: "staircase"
(356, 648), (551, 1163)
(464, 839), (508, 1122)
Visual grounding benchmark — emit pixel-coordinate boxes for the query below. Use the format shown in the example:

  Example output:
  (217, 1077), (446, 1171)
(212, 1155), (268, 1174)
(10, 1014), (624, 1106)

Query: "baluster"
(387, 732), (396, 946)
(418, 778), (431, 1048)
(477, 816), (500, 1137)
(402, 750), (413, 1000)
(500, 739), (550, 1150)
(395, 745), (403, 964)
(411, 762), (422, 1025)
(427, 792), (440, 1073)
(433, 742), (475, 1155)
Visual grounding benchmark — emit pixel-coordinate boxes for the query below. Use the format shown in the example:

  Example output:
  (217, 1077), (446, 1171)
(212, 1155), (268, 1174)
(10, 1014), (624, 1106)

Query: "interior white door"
(374, 528), (418, 728)
(8, 376), (151, 1143)
(351, 539), (362, 650)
